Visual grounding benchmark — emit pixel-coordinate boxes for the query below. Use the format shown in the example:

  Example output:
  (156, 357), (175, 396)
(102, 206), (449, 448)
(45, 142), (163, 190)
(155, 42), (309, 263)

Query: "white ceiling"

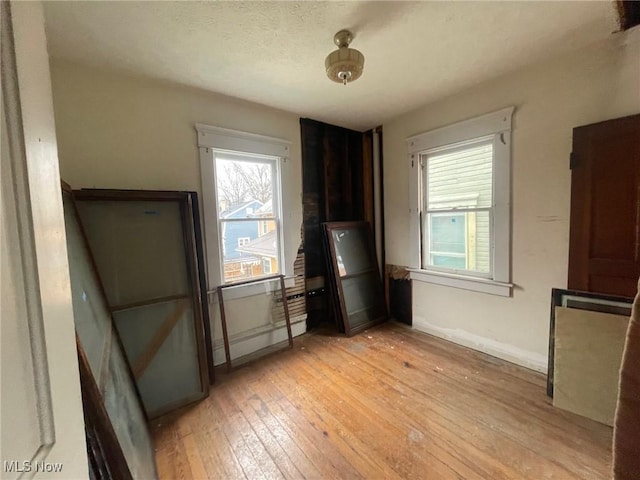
(43, 1), (619, 131)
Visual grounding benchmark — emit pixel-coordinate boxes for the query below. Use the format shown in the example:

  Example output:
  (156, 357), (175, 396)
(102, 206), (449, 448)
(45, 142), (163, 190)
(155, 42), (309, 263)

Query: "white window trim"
(196, 124), (291, 158)
(197, 124), (293, 298)
(408, 268), (513, 296)
(407, 107), (515, 297)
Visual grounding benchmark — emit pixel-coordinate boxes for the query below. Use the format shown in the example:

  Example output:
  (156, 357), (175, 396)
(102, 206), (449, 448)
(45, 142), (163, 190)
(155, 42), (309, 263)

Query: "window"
(262, 257), (272, 274)
(215, 152), (279, 284)
(407, 107), (514, 296)
(429, 212), (467, 269)
(197, 124), (290, 286)
(422, 138), (492, 276)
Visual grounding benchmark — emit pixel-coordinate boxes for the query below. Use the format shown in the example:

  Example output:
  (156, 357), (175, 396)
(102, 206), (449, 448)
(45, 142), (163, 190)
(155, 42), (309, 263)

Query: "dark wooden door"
(568, 114), (640, 298)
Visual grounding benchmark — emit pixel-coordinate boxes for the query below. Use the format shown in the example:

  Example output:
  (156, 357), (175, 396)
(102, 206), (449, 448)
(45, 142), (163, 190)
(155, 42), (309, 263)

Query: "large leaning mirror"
(324, 221), (387, 336)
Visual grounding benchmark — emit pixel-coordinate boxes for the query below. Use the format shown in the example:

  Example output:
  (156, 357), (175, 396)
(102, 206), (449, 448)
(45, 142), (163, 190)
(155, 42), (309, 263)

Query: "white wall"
(50, 60), (305, 362)
(51, 60), (302, 268)
(383, 28), (640, 372)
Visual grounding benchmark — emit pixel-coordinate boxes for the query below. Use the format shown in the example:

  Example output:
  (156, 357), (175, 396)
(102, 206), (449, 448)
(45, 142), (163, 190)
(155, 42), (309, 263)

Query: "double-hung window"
(197, 124), (290, 286)
(423, 138), (492, 275)
(408, 107), (514, 296)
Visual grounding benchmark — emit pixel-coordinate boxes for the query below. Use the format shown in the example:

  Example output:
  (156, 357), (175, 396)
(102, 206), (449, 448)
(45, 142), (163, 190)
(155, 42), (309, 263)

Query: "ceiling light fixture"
(325, 29), (364, 86)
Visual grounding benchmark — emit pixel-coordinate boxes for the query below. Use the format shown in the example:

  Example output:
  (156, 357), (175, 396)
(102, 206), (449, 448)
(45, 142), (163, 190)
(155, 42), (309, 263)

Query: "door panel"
(568, 114), (640, 298)
(1, 78), (43, 477)
(1, 2), (87, 477)
(589, 131), (637, 259)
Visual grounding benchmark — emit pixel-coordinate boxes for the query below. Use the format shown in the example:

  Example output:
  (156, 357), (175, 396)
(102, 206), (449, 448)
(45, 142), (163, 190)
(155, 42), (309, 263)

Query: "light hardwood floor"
(151, 322), (612, 479)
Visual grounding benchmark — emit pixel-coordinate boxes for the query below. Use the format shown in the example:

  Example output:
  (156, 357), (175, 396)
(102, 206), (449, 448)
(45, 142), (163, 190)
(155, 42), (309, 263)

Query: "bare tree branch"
(235, 163), (271, 204)
(217, 160), (272, 210)
(218, 163), (248, 207)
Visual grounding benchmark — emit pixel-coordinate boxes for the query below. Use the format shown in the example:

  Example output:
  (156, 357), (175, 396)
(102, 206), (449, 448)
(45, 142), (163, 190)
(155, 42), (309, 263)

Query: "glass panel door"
(76, 195), (209, 418)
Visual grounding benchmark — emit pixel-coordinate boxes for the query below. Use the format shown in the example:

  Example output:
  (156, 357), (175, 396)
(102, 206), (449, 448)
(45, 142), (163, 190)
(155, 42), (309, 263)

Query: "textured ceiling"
(43, 1), (618, 131)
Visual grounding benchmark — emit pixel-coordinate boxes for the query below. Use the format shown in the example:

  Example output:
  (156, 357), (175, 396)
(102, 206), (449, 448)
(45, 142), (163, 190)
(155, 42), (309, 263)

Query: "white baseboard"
(213, 314), (307, 365)
(412, 316), (548, 373)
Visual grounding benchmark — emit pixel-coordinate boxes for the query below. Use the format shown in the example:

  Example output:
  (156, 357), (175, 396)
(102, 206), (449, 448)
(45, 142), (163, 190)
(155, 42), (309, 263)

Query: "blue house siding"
(222, 222), (260, 260)
(220, 200), (262, 261)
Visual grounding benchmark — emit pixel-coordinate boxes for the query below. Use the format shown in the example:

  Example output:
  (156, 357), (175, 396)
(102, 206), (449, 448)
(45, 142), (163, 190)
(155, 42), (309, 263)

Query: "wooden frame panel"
(323, 221), (388, 336)
(77, 338), (132, 480)
(72, 188), (213, 415)
(617, 0), (640, 30)
(62, 184), (158, 479)
(217, 274), (293, 371)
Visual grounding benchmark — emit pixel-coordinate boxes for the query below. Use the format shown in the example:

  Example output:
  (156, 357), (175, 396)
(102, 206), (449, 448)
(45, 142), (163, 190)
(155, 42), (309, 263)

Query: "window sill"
(408, 268), (513, 297)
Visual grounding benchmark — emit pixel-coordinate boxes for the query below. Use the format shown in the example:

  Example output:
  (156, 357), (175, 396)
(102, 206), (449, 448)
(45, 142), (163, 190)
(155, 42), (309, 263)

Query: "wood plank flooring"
(151, 322), (612, 479)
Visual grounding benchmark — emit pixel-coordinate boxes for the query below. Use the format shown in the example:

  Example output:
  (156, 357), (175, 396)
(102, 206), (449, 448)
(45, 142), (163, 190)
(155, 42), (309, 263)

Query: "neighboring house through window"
(220, 199), (262, 262)
(407, 107), (514, 296)
(429, 212), (468, 269)
(262, 257), (272, 274)
(423, 140), (492, 275)
(197, 124), (289, 285)
(237, 230), (278, 277)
